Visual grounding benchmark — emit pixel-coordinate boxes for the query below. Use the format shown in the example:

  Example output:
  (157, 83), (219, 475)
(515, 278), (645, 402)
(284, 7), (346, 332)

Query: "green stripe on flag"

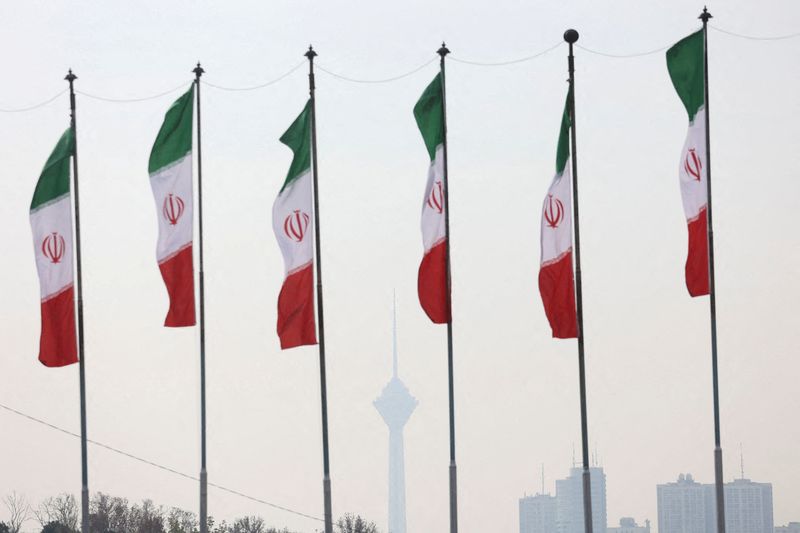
(414, 73), (444, 161)
(667, 29), (704, 122)
(31, 128), (74, 211)
(556, 88), (572, 175)
(149, 84), (195, 174)
(279, 100), (312, 193)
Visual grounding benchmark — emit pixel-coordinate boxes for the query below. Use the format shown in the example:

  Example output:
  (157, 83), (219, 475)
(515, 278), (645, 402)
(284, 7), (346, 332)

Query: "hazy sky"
(1, 1), (799, 532)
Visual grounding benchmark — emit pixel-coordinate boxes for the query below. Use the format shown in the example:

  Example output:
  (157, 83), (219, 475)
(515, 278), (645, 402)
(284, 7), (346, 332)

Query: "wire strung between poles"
(450, 41), (563, 66)
(0, 89), (67, 113)
(203, 62), (306, 91)
(710, 24), (800, 41)
(0, 402), (324, 523)
(315, 57), (437, 83)
(76, 82), (188, 103)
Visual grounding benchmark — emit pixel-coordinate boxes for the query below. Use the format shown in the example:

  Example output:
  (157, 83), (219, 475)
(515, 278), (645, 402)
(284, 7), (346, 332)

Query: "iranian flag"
(414, 73), (450, 324)
(538, 90), (578, 339)
(667, 30), (709, 297)
(149, 85), (196, 327)
(273, 101), (317, 349)
(30, 129), (78, 367)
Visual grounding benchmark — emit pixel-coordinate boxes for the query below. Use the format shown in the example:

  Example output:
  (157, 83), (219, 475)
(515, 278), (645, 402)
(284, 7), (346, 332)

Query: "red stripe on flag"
(39, 286), (78, 367)
(538, 250), (578, 339)
(277, 262), (317, 349)
(686, 206), (710, 297)
(158, 244), (197, 327)
(418, 239), (450, 324)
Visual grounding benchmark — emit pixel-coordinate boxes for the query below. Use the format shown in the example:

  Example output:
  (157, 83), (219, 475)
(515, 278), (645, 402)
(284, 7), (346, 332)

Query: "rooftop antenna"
(541, 463), (545, 495)
(740, 442), (744, 480)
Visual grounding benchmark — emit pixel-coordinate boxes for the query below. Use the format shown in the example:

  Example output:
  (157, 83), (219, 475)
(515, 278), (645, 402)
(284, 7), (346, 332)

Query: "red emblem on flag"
(163, 194), (185, 225)
(284, 210), (310, 243)
(42, 232), (66, 264)
(427, 180), (444, 214)
(544, 195), (564, 229)
(684, 148), (702, 181)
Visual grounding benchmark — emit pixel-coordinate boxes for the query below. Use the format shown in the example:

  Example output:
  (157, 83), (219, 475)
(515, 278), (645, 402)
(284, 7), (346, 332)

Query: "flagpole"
(699, 7), (726, 533)
(564, 29), (594, 533)
(437, 41), (459, 533)
(305, 45), (334, 533)
(64, 69), (90, 533)
(192, 62), (209, 533)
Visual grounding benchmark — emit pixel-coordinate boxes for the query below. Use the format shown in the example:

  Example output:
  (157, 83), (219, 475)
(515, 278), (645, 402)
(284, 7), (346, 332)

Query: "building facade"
(556, 467), (607, 533)
(519, 494), (558, 533)
(657, 474), (713, 533)
(658, 474), (774, 533)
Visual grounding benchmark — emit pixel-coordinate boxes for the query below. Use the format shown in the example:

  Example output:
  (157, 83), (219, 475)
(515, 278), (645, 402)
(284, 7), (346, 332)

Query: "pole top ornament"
(564, 29), (579, 44)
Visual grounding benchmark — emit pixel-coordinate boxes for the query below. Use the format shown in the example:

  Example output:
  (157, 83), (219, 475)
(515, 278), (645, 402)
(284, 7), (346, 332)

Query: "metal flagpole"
(305, 45), (334, 533)
(437, 42), (459, 533)
(699, 8), (726, 533)
(564, 29), (594, 533)
(65, 69), (90, 533)
(192, 62), (209, 533)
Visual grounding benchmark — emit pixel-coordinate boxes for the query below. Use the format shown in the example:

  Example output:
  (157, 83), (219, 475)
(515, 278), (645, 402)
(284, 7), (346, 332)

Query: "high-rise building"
(713, 478), (773, 533)
(608, 517), (651, 533)
(520, 493), (558, 533)
(556, 467), (607, 533)
(657, 473), (774, 533)
(373, 301), (417, 533)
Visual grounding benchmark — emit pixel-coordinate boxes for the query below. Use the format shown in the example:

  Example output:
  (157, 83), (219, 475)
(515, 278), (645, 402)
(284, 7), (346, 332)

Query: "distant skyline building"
(716, 478), (773, 533)
(556, 466), (607, 533)
(657, 473), (713, 533)
(775, 523), (800, 533)
(519, 493), (557, 533)
(608, 517), (651, 533)
(658, 473), (774, 533)
(373, 299), (417, 533)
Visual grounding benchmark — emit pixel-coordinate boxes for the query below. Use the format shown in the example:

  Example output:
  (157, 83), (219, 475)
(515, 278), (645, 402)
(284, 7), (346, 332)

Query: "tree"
(128, 500), (165, 533)
(167, 507), (198, 533)
(231, 516), (266, 533)
(41, 522), (73, 533)
(34, 495), (78, 532)
(0, 522), (10, 533)
(335, 514), (379, 533)
(3, 492), (31, 533)
(90, 492), (132, 533)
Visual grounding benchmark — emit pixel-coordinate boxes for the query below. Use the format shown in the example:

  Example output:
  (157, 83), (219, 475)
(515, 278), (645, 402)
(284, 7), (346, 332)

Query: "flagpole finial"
(193, 62), (204, 78)
(564, 29), (579, 44)
(65, 69), (77, 83)
(699, 6), (712, 23)
(437, 42), (450, 57)
(305, 45), (317, 60)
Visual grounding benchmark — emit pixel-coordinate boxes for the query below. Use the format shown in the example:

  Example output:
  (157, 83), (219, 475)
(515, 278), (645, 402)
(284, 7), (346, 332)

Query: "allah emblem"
(163, 194), (185, 225)
(544, 195), (564, 229)
(284, 210), (310, 243)
(42, 232), (66, 264)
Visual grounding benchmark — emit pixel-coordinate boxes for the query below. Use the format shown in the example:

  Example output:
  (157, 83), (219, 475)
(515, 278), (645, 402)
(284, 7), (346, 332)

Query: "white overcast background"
(1, 1), (799, 532)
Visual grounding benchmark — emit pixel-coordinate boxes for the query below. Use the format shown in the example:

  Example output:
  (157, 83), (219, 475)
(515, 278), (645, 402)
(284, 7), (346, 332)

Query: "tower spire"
(393, 290), (398, 378)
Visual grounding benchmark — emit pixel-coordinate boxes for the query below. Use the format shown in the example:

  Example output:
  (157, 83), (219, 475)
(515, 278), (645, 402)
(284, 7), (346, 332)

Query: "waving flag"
(539, 90), (577, 339)
(149, 85), (197, 326)
(667, 30), (709, 297)
(273, 101), (317, 349)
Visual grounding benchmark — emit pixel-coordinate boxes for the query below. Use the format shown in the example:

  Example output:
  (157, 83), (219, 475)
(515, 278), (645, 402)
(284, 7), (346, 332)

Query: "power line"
(0, 401), (324, 524)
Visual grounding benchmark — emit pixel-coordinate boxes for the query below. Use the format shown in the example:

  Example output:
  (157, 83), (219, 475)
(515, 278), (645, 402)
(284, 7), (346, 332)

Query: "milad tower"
(373, 298), (417, 533)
